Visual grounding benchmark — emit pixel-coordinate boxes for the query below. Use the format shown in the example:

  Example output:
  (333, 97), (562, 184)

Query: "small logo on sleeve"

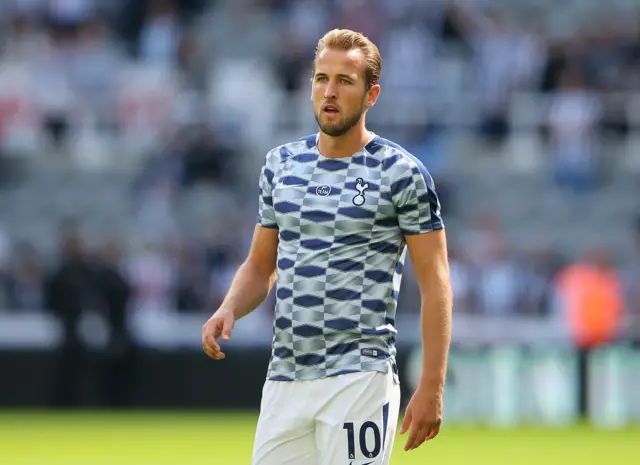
(352, 178), (369, 206)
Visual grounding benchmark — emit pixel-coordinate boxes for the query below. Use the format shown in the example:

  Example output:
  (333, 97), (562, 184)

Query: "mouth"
(323, 104), (339, 115)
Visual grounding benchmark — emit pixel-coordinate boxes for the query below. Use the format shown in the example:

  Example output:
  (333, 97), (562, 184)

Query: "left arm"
(405, 229), (452, 396)
(390, 157), (452, 450)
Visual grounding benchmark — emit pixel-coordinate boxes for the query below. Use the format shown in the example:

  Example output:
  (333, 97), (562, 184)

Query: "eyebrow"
(314, 73), (355, 81)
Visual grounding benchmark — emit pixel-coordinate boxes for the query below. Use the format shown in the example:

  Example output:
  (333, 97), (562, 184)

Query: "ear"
(365, 84), (381, 109)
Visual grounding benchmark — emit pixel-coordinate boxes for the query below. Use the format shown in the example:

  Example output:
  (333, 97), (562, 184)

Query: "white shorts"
(251, 368), (401, 465)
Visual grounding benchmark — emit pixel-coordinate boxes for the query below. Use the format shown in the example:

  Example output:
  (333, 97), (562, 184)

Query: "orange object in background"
(555, 251), (624, 348)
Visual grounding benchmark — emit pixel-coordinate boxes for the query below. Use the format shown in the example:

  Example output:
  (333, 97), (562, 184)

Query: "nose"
(324, 81), (337, 100)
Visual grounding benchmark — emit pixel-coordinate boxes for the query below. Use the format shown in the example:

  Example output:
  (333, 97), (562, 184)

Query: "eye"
(341, 79), (351, 84)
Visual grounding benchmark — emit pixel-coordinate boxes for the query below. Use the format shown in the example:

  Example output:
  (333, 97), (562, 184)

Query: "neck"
(317, 123), (372, 159)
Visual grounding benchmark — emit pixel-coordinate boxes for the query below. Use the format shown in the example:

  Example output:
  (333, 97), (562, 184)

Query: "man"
(94, 237), (133, 408)
(45, 220), (97, 407)
(202, 29), (452, 464)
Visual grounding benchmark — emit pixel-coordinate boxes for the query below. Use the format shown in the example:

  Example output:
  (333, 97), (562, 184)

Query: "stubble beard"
(315, 100), (366, 137)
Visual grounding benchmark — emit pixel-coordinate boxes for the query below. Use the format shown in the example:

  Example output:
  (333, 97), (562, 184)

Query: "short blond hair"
(313, 29), (382, 89)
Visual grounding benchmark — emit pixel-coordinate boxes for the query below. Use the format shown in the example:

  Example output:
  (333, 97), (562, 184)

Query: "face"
(311, 47), (380, 137)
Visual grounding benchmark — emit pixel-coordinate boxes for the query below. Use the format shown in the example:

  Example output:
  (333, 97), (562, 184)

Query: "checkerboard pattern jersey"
(256, 133), (443, 381)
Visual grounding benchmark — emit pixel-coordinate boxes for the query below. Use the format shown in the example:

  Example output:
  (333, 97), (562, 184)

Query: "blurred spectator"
(48, 0), (94, 29)
(584, 19), (628, 93)
(285, 0), (328, 53)
(334, 0), (382, 46)
(518, 246), (563, 317)
(176, 29), (207, 91)
(138, 0), (181, 66)
(554, 246), (624, 349)
(69, 16), (125, 128)
(539, 39), (572, 94)
(473, 11), (519, 145)
(0, 229), (13, 310)
(273, 28), (306, 96)
(547, 67), (602, 193)
(135, 141), (184, 194)
(44, 220), (99, 406)
(209, 246), (244, 310)
(511, 19), (547, 91)
(476, 235), (522, 317)
(552, 245), (624, 416)
(625, 216), (640, 343)
(0, 11), (48, 64)
(94, 236), (134, 407)
(182, 124), (238, 188)
(34, 21), (77, 152)
(380, 14), (437, 103)
(134, 179), (179, 244)
(202, 222), (237, 277)
(125, 240), (176, 316)
(462, 214), (525, 317)
(437, 1), (474, 55)
(10, 241), (45, 311)
(404, 123), (454, 213)
(463, 212), (504, 267)
(173, 240), (209, 312)
(448, 245), (477, 315)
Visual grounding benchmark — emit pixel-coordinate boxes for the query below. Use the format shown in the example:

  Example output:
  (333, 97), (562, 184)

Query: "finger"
(425, 422), (441, 441)
(205, 325), (222, 351)
(202, 344), (222, 360)
(207, 347), (225, 360)
(204, 334), (224, 359)
(399, 409), (412, 435)
(205, 334), (221, 355)
(201, 337), (223, 358)
(406, 426), (428, 451)
(403, 422), (422, 451)
(206, 345), (225, 360)
(404, 430), (418, 451)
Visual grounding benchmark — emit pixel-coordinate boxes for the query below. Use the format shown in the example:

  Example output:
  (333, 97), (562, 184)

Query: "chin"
(320, 125), (348, 137)
(315, 111), (361, 137)
(318, 118), (347, 136)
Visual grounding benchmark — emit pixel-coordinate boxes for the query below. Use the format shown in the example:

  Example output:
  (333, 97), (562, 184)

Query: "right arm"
(221, 147), (281, 319)
(202, 150), (279, 359)
(217, 224), (279, 321)
(201, 225), (278, 360)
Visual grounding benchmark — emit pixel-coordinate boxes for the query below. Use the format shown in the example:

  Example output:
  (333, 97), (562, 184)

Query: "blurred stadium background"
(0, 0), (639, 463)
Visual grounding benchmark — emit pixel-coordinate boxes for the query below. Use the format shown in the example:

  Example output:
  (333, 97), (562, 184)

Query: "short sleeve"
(256, 152), (278, 229)
(391, 158), (443, 235)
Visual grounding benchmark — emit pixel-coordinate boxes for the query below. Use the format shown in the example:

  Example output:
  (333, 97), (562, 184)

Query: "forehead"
(314, 47), (366, 78)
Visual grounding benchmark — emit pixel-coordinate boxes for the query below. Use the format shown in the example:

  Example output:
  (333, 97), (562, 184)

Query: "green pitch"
(1, 411), (637, 465)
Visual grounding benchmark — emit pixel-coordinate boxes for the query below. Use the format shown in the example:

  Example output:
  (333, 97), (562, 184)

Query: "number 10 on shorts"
(343, 420), (383, 460)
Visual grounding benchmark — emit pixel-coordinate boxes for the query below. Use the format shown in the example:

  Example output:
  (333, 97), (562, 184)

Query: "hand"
(201, 308), (235, 360)
(399, 385), (442, 451)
